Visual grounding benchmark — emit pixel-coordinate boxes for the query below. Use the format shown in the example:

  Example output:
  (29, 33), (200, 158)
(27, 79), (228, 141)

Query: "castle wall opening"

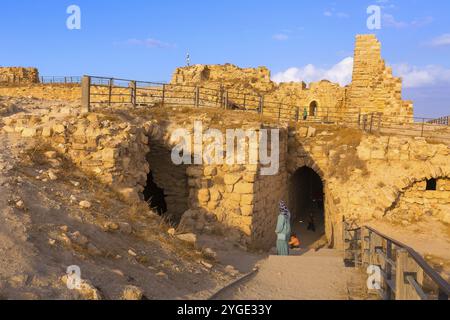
(289, 166), (325, 248)
(144, 140), (189, 225)
(309, 101), (318, 117)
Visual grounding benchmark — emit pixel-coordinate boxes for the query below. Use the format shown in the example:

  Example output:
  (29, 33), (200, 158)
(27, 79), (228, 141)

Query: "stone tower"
(347, 35), (413, 122)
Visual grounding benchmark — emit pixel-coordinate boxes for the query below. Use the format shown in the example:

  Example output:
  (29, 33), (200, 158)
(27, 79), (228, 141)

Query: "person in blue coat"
(275, 201), (292, 256)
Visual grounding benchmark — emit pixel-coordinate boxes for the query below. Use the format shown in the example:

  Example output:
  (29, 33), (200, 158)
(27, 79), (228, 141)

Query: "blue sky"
(0, 0), (449, 117)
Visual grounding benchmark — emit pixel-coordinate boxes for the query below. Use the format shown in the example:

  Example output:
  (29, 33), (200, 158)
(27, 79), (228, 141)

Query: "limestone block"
(240, 194), (254, 205)
(102, 148), (119, 162)
(2, 126), (15, 133)
(240, 205), (254, 216)
(42, 126), (53, 137)
(224, 173), (241, 186)
(53, 124), (66, 134)
(197, 189), (210, 203)
(234, 181), (254, 194)
(21, 128), (37, 138)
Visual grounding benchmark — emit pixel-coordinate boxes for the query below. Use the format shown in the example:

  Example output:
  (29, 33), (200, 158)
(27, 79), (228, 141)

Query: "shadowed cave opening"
(289, 166), (325, 249)
(142, 141), (189, 225)
(143, 171), (167, 216)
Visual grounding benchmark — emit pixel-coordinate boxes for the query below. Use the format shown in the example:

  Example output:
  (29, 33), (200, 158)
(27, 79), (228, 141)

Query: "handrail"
(343, 219), (450, 300)
(365, 226), (450, 297)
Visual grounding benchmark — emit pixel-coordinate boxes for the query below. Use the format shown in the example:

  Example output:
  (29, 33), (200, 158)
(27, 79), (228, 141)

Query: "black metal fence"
(428, 116), (449, 126)
(80, 75), (450, 143)
(39, 76), (81, 84)
(0, 75), (82, 85)
(343, 219), (450, 300)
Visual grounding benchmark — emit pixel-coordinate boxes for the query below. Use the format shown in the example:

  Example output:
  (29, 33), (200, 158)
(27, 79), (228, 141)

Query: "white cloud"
(272, 57), (354, 86)
(115, 37), (175, 49)
(393, 64), (450, 88)
(273, 34), (289, 41)
(323, 9), (350, 19)
(428, 34), (450, 47)
(382, 14), (433, 29)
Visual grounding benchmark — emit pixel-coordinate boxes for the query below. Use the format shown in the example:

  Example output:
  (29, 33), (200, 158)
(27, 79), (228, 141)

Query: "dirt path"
(214, 249), (364, 300)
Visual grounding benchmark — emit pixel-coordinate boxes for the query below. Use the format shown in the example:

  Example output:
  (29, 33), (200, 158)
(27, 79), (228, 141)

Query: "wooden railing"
(343, 219), (450, 300)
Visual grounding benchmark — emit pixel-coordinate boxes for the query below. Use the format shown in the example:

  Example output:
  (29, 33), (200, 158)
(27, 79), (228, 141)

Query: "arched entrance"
(143, 139), (189, 225)
(289, 166), (325, 249)
(309, 101), (318, 117)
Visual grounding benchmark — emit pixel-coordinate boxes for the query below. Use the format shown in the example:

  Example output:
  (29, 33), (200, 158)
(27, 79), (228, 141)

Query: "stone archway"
(309, 101), (319, 117)
(288, 166), (326, 248)
(144, 138), (189, 225)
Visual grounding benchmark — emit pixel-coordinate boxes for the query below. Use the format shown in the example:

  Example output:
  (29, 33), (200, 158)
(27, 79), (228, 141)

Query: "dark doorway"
(143, 171), (167, 216)
(426, 178), (437, 191)
(289, 167), (325, 250)
(309, 101), (318, 117)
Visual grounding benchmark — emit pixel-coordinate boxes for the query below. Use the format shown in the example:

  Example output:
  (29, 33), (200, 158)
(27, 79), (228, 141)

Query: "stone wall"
(387, 179), (450, 224)
(0, 84), (81, 102)
(2, 99), (447, 251)
(0, 67), (39, 84)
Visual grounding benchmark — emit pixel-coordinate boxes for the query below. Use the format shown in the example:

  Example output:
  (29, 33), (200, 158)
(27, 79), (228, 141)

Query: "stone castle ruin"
(172, 35), (414, 123)
(0, 67), (39, 84)
(1, 34), (449, 253)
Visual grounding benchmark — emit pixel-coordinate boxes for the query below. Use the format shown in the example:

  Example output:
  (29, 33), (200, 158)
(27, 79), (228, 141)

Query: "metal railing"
(77, 75), (450, 142)
(428, 116), (449, 126)
(0, 75), (82, 85)
(343, 219), (450, 300)
(39, 76), (81, 84)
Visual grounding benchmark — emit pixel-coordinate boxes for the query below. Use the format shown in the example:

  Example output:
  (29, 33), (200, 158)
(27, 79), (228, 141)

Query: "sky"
(0, 0), (449, 117)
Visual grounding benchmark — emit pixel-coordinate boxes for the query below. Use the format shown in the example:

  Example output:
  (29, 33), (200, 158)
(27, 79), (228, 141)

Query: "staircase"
(215, 248), (368, 300)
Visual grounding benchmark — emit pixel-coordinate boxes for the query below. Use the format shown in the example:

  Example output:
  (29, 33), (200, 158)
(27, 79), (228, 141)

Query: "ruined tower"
(347, 35), (414, 121)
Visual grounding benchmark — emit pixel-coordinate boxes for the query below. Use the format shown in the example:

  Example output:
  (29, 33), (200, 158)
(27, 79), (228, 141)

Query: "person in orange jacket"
(289, 234), (301, 249)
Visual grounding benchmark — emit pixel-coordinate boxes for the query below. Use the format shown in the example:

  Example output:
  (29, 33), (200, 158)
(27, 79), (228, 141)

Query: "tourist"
(275, 201), (292, 256)
(307, 213), (316, 233)
(303, 108), (308, 121)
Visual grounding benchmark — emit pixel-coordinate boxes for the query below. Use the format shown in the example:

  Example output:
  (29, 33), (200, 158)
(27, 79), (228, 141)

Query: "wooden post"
(219, 87), (224, 109)
(385, 240), (394, 299)
(361, 228), (370, 267)
(378, 114), (382, 132)
(421, 118), (425, 137)
(131, 81), (137, 107)
(395, 250), (424, 300)
(108, 78), (113, 106)
(224, 91), (229, 110)
(370, 113), (374, 133)
(161, 84), (166, 107)
(259, 96), (264, 114)
(81, 76), (91, 113)
(195, 86), (200, 107)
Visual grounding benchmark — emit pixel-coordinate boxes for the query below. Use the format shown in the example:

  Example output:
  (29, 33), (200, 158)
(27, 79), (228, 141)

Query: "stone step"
(273, 248), (344, 258)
